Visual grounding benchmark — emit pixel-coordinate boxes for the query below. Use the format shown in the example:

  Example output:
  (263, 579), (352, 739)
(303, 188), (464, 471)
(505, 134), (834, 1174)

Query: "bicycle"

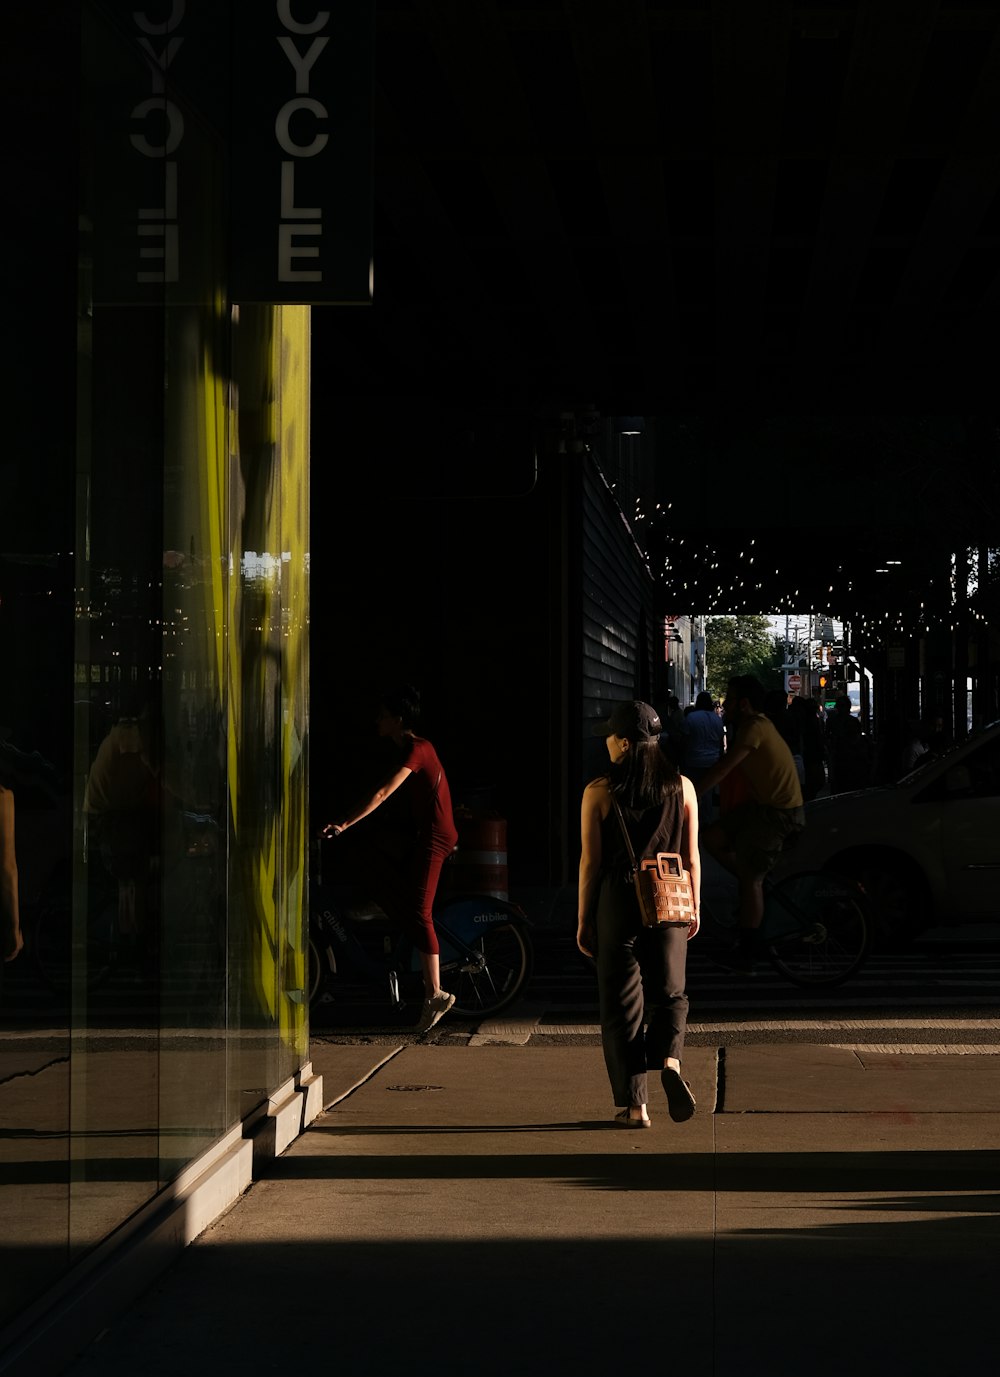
(308, 834), (534, 1019)
(702, 867), (871, 989)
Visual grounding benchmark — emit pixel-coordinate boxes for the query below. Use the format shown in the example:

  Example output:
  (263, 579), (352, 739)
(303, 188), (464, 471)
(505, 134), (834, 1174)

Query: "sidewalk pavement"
(65, 1039), (999, 1377)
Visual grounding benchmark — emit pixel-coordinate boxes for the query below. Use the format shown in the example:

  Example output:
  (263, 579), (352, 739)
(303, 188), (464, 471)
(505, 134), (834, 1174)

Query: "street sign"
(786, 672), (802, 692)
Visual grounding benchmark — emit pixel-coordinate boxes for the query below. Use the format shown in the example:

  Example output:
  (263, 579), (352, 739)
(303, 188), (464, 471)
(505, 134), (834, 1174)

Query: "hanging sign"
(87, 1), (373, 306)
(230, 1), (374, 303)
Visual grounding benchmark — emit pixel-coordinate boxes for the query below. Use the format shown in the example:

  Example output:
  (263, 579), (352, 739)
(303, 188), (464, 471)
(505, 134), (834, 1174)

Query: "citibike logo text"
(322, 910), (348, 942)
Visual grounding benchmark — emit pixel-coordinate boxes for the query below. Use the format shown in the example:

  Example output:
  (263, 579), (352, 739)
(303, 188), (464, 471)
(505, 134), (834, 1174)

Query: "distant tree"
(705, 615), (784, 701)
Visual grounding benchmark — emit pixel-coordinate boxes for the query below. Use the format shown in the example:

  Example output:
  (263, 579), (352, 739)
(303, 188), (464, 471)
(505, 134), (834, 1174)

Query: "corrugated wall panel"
(580, 458), (658, 735)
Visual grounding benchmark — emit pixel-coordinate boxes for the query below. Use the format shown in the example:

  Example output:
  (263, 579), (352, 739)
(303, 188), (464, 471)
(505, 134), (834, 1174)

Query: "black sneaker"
(660, 1067), (696, 1122)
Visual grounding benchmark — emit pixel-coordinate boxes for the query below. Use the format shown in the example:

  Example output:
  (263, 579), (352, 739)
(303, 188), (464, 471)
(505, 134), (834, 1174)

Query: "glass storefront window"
(0, 5), (311, 1333)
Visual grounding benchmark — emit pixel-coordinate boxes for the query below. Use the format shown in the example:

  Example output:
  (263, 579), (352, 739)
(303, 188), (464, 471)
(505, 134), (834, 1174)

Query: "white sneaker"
(414, 989), (456, 1034)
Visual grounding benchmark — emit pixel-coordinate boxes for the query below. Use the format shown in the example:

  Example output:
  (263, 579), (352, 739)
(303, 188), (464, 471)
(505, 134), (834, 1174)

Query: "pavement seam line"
(0, 1055), (69, 1089)
(722, 1108), (1000, 1115)
(710, 1075), (719, 1377)
(320, 1045), (407, 1111)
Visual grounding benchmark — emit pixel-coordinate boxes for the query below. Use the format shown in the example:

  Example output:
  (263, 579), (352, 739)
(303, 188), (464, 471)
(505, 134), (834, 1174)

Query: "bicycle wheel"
(764, 870), (870, 988)
(439, 923), (533, 1017)
(307, 935), (323, 1004)
(308, 926), (340, 1006)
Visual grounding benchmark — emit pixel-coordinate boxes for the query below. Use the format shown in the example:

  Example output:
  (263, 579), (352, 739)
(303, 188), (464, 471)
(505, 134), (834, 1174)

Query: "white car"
(775, 721), (1000, 943)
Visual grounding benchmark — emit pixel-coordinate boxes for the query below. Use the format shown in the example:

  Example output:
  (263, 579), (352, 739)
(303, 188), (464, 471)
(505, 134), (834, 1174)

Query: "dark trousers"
(595, 877), (690, 1107)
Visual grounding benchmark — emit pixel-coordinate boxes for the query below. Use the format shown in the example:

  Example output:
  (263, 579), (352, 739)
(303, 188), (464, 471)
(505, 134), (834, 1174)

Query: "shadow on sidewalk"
(63, 1224), (998, 1377)
(266, 1142), (1000, 1194)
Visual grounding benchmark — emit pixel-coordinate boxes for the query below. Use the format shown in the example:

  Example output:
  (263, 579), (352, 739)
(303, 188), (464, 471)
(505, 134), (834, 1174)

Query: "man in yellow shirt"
(697, 675), (805, 970)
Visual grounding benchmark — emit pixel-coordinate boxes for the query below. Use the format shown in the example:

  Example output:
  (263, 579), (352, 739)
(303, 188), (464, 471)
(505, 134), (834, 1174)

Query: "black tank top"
(599, 784), (684, 879)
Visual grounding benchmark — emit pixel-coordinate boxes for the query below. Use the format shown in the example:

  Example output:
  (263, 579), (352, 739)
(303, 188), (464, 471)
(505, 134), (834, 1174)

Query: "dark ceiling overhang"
(315, 2), (1000, 626)
(318, 1), (1000, 416)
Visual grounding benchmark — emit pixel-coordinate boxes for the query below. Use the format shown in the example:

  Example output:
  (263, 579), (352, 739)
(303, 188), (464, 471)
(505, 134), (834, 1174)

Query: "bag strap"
(608, 787), (640, 877)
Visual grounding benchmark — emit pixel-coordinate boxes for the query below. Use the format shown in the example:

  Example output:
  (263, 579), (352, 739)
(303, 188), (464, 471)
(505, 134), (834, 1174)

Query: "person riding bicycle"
(697, 675), (805, 972)
(326, 686), (459, 1034)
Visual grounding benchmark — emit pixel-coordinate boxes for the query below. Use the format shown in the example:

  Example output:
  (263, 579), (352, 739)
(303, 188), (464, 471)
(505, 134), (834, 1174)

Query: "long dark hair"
(609, 741), (681, 810)
(382, 684), (421, 731)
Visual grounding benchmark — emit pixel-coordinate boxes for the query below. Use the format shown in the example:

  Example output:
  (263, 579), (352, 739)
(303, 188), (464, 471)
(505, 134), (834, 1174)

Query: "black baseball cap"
(591, 701), (662, 742)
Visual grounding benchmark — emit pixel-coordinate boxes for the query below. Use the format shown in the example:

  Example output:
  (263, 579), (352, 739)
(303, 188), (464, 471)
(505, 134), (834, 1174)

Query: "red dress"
(398, 736), (458, 955)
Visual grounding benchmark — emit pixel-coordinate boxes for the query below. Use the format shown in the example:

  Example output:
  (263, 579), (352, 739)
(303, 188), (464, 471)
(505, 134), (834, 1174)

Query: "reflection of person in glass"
(0, 781), (21, 963)
(326, 687), (460, 1034)
(84, 700), (160, 955)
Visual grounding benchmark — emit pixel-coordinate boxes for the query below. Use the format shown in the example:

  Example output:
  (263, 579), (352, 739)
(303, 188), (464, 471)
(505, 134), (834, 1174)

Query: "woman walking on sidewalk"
(578, 701), (700, 1127)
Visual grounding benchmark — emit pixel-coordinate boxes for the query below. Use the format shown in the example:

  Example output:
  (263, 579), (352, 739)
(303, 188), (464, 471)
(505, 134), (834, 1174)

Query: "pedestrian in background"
(657, 693), (685, 768)
(826, 695), (870, 793)
(789, 696), (827, 800)
(764, 688), (805, 791)
(679, 690), (725, 822)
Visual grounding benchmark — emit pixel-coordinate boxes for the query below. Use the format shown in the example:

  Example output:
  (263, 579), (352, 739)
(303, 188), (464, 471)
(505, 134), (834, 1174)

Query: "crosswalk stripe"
(826, 1044), (1000, 1055)
(687, 1017), (1000, 1031)
(521, 1017), (1000, 1040)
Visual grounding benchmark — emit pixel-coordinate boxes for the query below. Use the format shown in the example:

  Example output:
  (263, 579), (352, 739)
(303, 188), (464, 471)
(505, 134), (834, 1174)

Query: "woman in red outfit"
(328, 687), (460, 1033)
